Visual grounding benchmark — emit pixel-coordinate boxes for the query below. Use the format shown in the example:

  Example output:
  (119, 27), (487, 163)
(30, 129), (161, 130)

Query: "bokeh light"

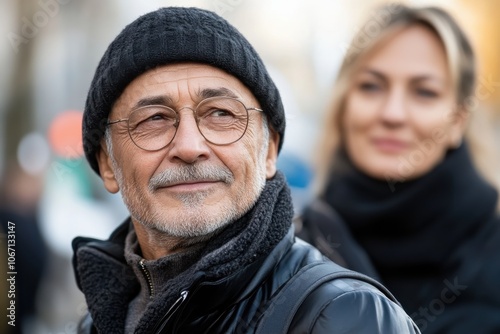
(17, 132), (51, 175)
(48, 110), (84, 159)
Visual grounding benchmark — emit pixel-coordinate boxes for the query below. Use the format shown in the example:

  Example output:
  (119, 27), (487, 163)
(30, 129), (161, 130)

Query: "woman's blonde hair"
(315, 4), (500, 199)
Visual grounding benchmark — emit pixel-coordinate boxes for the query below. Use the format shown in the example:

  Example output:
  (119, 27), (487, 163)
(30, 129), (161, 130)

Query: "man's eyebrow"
(198, 87), (239, 100)
(131, 88), (239, 110)
(133, 95), (174, 109)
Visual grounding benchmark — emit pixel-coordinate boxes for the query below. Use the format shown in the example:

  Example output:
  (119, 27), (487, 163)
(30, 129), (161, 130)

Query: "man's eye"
(209, 109), (234, 117)
(134, 113), (175, 129)
(145, 113), (175, 122)
(150, 114), (167, 121)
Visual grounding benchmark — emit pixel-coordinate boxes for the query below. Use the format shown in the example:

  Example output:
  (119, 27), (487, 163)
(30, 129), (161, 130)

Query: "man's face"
(98, 63), (279, 237)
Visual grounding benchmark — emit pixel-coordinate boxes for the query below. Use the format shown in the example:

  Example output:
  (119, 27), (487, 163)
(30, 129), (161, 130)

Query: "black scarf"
(323, 143), (498, 274)
(74, 171), (293, 334)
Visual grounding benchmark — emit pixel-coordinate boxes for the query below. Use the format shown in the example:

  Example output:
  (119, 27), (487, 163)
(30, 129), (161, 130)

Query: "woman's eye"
(416, 89), (438, 98)
(358, 82), (381, 92)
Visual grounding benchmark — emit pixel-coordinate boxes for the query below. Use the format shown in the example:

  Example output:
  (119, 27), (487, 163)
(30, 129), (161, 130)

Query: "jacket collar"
(179, 227), (295, 316)
(72, 219), (130, 291)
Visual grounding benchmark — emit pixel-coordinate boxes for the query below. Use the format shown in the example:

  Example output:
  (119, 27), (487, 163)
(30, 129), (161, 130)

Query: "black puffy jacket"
(74, 224), (419, 333)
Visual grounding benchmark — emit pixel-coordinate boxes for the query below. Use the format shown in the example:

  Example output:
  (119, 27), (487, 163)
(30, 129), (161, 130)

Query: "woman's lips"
(371, 138), (409, 153)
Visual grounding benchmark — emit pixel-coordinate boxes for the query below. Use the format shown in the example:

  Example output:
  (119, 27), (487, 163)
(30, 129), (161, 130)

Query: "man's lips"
(155, 180), (222, 191)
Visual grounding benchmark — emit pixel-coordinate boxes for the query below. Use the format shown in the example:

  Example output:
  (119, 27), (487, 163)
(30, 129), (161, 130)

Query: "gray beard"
(113, 155), (267, 238)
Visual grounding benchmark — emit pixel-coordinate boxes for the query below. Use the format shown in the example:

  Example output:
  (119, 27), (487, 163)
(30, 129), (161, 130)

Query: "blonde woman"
(297, 4), (500, 333)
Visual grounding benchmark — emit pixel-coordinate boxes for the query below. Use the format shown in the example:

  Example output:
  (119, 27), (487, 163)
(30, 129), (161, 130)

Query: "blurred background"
(0, 0), (499, 333)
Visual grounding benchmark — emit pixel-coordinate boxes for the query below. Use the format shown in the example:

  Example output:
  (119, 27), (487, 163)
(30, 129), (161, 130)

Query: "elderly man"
(72, 7), (419, 334)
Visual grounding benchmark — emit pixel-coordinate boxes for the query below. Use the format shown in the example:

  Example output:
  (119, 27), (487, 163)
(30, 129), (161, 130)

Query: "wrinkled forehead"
(111, 63), (260, 117)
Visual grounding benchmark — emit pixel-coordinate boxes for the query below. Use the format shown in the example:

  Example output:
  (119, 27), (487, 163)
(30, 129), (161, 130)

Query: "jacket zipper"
(153, 290), (189, 333)
(139, 259), (154, 298)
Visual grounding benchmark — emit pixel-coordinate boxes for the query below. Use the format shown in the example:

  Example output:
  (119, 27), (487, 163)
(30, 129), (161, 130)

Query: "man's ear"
(265, 130), (280, 179)
(448, 108), (468, 149)
(96, 142), (120, 194)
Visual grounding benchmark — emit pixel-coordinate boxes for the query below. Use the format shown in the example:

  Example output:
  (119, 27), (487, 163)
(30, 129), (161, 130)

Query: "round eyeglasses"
(106, 97), (263, 151)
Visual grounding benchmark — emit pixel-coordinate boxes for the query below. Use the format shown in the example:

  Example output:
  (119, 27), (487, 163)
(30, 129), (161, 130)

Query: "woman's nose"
(379, 88), (407, 127)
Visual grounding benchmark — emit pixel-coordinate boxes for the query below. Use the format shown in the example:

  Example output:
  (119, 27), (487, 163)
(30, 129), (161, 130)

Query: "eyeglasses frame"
(106, 96), (263, 151)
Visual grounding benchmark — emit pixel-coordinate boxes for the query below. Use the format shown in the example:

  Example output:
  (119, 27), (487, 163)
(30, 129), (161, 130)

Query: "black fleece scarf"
(74, 171), (293, 334)
(323, 143), (499, 274)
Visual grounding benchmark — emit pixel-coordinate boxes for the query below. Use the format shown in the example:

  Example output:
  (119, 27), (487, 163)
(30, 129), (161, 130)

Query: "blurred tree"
(3, 0), (38, 169)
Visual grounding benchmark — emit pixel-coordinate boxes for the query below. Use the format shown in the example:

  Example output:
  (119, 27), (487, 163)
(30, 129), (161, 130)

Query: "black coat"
(73, 225), (419, 333)
(299, 145), (500, 333)
(73, 172), (418, 333)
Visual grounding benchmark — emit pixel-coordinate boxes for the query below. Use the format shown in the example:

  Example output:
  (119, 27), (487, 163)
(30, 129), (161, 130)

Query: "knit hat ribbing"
(83, 7), (285, 175)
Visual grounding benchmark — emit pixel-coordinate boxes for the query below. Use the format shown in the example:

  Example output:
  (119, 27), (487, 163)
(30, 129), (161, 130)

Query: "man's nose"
(166, 109), (210, 164)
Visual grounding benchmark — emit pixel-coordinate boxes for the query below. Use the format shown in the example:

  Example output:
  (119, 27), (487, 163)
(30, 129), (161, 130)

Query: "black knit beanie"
(83, 7), (285, 175)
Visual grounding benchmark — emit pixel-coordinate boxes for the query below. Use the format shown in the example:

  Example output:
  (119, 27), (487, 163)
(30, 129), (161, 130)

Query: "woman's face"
(343, 25), (465, 182)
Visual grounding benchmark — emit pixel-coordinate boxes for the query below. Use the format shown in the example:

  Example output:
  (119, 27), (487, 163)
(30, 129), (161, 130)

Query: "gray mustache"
(149, 164), (234, 191)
